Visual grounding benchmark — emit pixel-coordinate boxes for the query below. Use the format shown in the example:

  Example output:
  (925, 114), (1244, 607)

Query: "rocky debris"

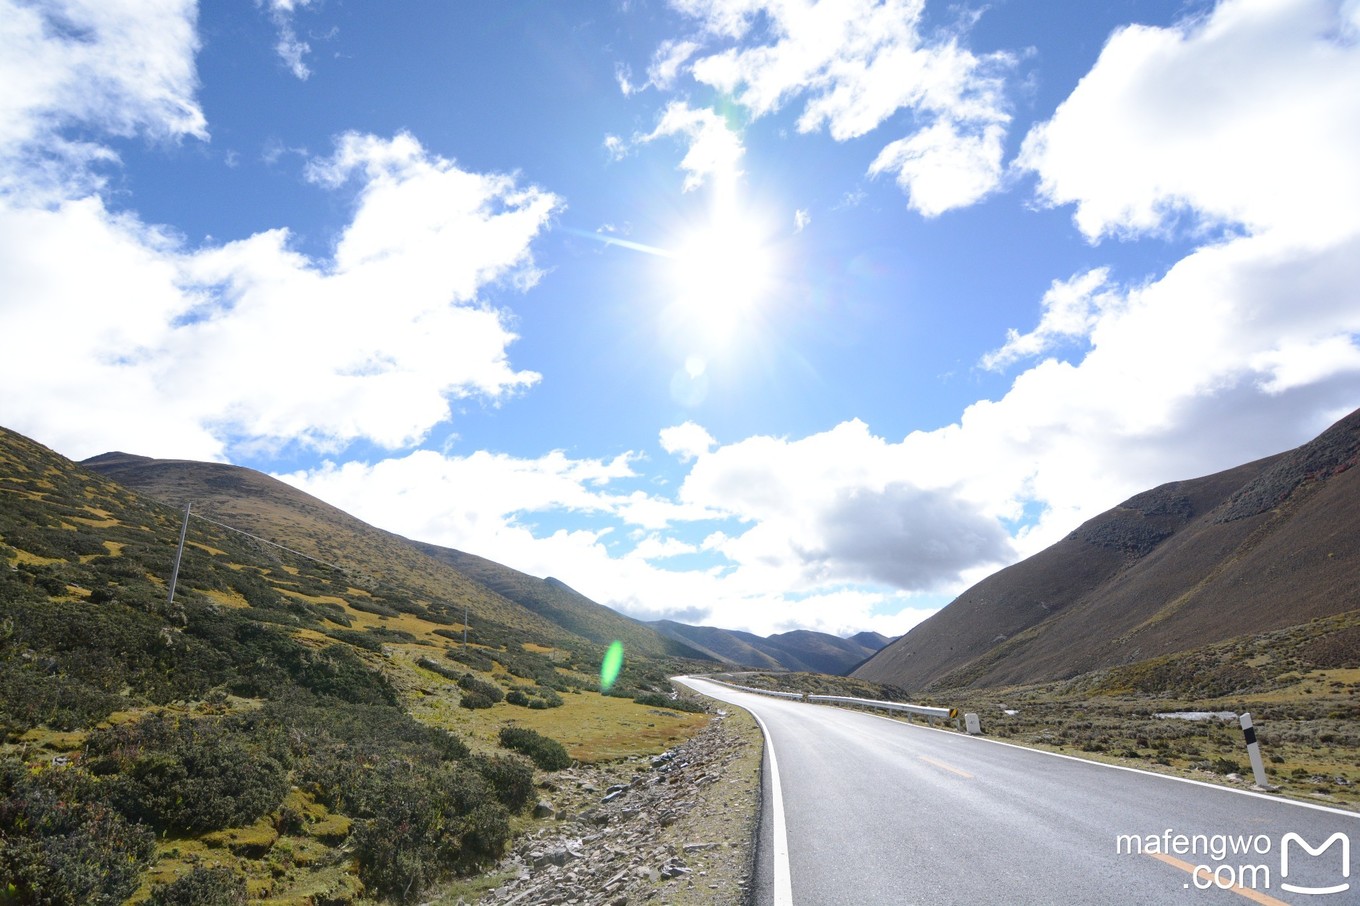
(475, 713), (756, 905)
(1216, 406), (1360, 523)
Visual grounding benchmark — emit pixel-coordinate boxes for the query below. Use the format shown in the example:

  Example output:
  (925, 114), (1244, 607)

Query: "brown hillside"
(80, 453), (593, 646)
(82, 452), (712, 662)
(854, 406), (1360, 690)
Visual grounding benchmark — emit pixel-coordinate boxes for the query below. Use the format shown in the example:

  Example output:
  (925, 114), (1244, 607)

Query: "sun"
(664, 204), (777, 345)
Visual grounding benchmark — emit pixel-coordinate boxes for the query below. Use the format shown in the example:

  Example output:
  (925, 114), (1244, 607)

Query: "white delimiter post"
(1239, 712), (1273, 790)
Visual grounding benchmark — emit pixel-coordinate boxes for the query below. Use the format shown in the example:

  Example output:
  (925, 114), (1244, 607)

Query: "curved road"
(677, 676), (1358, 906)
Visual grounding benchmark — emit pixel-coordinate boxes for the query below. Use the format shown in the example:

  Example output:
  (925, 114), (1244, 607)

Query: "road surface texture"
(677, 676), (1358, 906)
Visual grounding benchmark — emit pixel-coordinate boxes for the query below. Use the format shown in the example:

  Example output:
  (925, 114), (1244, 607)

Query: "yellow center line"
(1146, 853), (1291, 906)
(918, 754), (973, 779)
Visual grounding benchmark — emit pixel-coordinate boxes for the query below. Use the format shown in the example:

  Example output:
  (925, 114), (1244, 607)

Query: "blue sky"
(3, 0), (1359, 636)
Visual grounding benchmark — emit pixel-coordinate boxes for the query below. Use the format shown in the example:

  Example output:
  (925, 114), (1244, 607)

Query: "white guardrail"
(703, 677), (963, 725)
(807, 694), (954, 720)
(710, 680), (806, 700)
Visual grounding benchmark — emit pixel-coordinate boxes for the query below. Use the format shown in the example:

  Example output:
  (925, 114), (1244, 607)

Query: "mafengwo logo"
(1116, 829), (1351, 895)
(1280, 832), (1350, 896)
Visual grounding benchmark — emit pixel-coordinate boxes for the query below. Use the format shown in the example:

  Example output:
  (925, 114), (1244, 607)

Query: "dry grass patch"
(408, 675), (708, 764)
(200, 587), (252, 608)
(509, 694), (709, 763)
(11, 548), (62, 566)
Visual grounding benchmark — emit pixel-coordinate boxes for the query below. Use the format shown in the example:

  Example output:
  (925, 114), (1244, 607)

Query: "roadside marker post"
(1239, 712), (1275, 790)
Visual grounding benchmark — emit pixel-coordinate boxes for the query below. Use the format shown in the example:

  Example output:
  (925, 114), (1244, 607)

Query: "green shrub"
(504, 689), (531, 707)
(348, 598), (399, 618)
(147, 866), (248, 906)
(459, 691), (495, 710)
(497, 726), (570, 771)
(327, 628), (384, 651)
(633, 692), (707, 713)
(0, 759), (155, 906)
(533, 688), (563, 708)
(348, 761), (510, 903)
(86, 713), (289, 833)
(416, 656), (463, 681)
(470, 753), (535, 812)
(457, 673), (505, 703)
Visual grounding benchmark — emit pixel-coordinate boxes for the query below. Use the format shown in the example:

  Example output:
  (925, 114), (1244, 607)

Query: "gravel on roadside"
(471, 703), (763, 906)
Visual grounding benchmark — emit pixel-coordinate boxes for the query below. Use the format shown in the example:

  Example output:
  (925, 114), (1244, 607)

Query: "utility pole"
(167, 502), (190, 606)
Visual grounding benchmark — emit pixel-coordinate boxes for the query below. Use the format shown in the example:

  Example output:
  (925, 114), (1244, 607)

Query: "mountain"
(847, 630), (892, 650)
(647, 619), (893, 675)
(80, 451), (883, 672)
(410, 544), (711, 661)
(1, 426), (719, 905)
(81, 452), (706, 662)
(854, 406), (1360, 690)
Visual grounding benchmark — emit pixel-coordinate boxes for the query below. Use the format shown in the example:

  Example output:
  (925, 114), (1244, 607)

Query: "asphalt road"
(676, 677), (1359, 906)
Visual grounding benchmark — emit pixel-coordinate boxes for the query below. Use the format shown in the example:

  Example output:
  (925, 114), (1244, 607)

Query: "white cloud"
(946, 0), (1360, 555)
(631, 534), (699, 561)
(665, 0), (1013, 215)
(0, 129), (562, 460)
(626, 100), (746, 191)
(868, 120), (1006, 217)
(1018, 0), (1360, 245)
(648, 38), (701, 89)
(674, 419), (1017, 591)
(258, 0), (315, 80)
(273, 436), (950, 637)
(618, 39), (702, 95)
(0, 0), (206, 200)
(660, 421), (716, 461)
(981, 268), (1112, 371)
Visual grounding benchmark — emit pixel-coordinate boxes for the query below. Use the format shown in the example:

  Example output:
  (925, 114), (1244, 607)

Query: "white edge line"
(751, 707), (794, 906)
(850, 708), (1360, 819)
(677, 677), (794, 905)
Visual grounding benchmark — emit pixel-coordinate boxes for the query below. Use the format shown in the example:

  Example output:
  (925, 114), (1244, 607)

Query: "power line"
(188, 511), (354, 575)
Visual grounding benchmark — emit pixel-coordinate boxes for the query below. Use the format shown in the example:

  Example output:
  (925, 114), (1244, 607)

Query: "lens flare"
(600, 640), (625, 692)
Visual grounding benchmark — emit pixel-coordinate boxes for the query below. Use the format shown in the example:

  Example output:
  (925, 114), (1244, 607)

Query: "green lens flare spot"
(600, 641), (624, 691)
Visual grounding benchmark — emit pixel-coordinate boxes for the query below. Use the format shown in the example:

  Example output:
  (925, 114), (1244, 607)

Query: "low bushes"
(498, 726), (571, 771)
(457, 673), (505, 710)
(0, 759), (155, 906)
(347, 760), (512, 903)
(505, 685), (563, 709)
(85, 712), (290, 834)
(633, 691), (707, 713)
(147, 866), (248, 906)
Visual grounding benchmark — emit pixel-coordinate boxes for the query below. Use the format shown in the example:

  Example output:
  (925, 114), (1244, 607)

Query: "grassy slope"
(1, 428), (716, 904)
(79, 452), (580, 647)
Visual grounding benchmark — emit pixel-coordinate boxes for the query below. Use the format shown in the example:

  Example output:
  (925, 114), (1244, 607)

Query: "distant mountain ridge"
(853, 406), (1360, 691)
(80, 451), (711, 662)
(410, 544), (710, 661)
(81, 451), (890, 673)
(646, 619), (893, 675)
